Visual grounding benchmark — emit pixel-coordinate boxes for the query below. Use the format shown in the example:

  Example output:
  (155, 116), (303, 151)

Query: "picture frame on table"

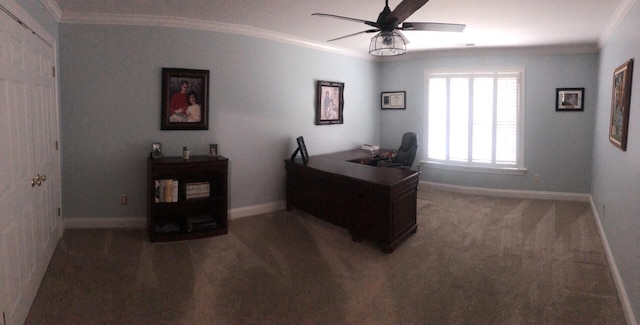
(609, 59), (634, 151)
(151, 143), (162, 159)
(209, 144), (218, 157)
(316, 80), (344, 125)
(555, 88), (584, 111)
(161, 68), (209, 130)
(381, 91), (406, 109)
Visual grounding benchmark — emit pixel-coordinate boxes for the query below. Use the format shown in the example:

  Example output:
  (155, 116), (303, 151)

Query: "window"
(425, 69), (524, 173)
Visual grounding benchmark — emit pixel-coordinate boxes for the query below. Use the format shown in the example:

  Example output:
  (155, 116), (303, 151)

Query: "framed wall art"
(381, 91), (406, 109)
(161, 68), (209, 130)
(316, 80), (344, 125)
(555, 88), (584, 111)
(609, 59), (634, 151)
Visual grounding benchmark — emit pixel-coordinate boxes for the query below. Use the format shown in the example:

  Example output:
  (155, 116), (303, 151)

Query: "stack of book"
(155, 179), (178, 203)
(185, 215), (217, 232)
(154, 221), (180, 233)
(185, 181), (210, 199)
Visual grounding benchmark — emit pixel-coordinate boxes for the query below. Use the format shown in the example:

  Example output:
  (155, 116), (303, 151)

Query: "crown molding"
(391, 43), (600, 61)
(39, 0), (61, 22)
(59, 12), (371, 60)
(600, 0), (637, 46)
(0, 0), (55, 45)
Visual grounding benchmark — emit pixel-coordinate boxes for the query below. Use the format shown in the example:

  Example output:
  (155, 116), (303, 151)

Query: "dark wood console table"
(285, 149), (419, 253)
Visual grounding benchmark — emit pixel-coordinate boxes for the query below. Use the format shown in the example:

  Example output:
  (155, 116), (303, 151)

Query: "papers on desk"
(361, 144), (380, 152)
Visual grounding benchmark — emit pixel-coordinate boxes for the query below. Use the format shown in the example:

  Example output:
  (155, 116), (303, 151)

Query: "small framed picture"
(556, 88), (584, 111)
(151, 143), (162, 159)
(316, 80), (344, 125)
(209, 144), (218, 157)
(381, 91), (406, 109)
(296, 136), (309, 163)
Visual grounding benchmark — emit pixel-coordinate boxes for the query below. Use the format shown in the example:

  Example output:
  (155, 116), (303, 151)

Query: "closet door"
(0, 8), (62, 325)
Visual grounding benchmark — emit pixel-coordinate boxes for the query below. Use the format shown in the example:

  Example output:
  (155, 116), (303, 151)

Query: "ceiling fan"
(312, 0), (465, 56)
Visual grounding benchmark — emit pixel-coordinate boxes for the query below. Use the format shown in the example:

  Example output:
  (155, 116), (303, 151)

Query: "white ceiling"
(53, 0), (629, 56)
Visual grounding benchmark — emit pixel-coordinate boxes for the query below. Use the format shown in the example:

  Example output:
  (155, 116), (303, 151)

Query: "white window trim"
(423, 67), (526, 175)
(421, 160), (527, 175)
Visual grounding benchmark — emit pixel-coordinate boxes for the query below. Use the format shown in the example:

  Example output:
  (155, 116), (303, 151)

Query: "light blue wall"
(592, 0), (640, 320)
(13, 0), (640, 320)
(379, 50), (599, 193)
(59, 24), (379, 219)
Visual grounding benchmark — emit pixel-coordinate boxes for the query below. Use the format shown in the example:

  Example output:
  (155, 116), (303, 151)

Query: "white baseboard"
(588, 199), (637, 325)
(420, 181), (634, 325)
(63, 200), (287, 229)
(64, 217), (146, 229)
(62, 185), (634, 323)
(421, 181), (591, 202)
(228, 200), (286, 220)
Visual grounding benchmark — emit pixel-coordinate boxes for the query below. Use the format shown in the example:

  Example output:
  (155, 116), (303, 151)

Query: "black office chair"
(378, 132), (419, 169)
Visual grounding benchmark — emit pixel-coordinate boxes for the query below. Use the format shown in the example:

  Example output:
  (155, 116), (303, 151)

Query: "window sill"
(421, 161), (527, 176)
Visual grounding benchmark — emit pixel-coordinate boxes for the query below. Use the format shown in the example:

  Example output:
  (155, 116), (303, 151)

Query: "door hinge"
(57, 207), (61, 216)
(3, 311), (6, 325)
(52, 66), (56, 77)
(55, 141), (59, 151)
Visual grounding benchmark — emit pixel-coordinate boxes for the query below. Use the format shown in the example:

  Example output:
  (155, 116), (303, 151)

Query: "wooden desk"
(285, 149), (419, 253)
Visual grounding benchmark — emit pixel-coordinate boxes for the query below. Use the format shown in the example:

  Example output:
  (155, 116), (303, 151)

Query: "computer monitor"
(290, 136), (309, 163)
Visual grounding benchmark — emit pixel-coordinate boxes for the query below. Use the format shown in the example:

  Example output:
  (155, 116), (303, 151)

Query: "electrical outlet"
(534, 174), (540, 183)
(602, 204), (605, 218)
(120, 195), (127, 205)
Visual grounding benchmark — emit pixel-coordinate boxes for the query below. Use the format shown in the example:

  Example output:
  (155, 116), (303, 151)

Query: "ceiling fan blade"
(401, 22), (466, 32)
(312, 13), (378, 28)
(388, 0), (429, 25)
(327, 29), (380, 42)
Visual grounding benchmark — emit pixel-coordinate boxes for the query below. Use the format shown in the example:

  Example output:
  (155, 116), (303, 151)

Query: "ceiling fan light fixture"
(369, 31), (406, 56)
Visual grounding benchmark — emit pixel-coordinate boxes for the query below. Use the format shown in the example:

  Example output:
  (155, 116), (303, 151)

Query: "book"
(154, 180), (161, 203)
(185, 215), (217, 232)
(172, 179), (178, 202)
(185, 181), (210, 199)
(186, 181), (209, 191)
(155, 179), (179, 203)
(186, 193), (209, 199)
(154, 221), (180, 233)
(361, 144), (380, 153)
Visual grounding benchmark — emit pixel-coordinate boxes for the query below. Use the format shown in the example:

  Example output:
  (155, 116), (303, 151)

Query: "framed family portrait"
(381, 91), (406, 109)
(556, 88), (584, 111)
(316, 80), (344, 125)
(161, 68), (209, 130)
(609, 59), (634, 151)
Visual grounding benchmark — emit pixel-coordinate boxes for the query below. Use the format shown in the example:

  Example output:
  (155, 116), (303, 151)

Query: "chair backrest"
(393, 132), (419, 167)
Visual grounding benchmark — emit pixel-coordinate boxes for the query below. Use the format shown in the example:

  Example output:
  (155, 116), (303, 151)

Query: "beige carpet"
(26, 187), (627, 324)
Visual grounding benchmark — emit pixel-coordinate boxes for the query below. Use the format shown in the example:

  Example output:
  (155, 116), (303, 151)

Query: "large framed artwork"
(316, 80), (344, 125)
(609, 59), (634, 151)
(161, 68), (209, 130)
